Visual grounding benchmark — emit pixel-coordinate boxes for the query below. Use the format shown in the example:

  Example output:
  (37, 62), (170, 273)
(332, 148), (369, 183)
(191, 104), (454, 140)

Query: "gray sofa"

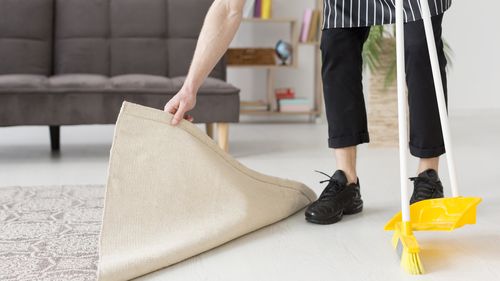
(0, 0), (240, 152)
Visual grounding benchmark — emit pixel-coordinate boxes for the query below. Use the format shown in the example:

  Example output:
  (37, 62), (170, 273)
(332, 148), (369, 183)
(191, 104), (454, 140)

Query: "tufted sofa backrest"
(53, 0), (226, 80)
(0, 0), (54, 75)
(0, 0), (226, 80)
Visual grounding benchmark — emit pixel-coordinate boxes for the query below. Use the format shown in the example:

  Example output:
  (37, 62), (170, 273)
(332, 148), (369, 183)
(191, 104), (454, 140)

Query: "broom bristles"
(400, 242), (424, 274)
(393, 228), (425, 274)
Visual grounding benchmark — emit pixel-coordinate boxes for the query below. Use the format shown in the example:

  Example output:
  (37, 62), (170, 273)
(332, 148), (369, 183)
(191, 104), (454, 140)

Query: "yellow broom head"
(391, 222), (424, 275)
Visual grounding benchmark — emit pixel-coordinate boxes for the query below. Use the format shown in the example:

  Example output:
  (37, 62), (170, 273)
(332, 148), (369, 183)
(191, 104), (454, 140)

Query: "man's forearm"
(183, 0), (245, 94)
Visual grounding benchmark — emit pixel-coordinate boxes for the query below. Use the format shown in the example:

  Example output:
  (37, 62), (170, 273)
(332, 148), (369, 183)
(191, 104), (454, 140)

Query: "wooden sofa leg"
(216, 123), (229, 152)
(49, 126), (60, 152)
(205, 123), (215, 139)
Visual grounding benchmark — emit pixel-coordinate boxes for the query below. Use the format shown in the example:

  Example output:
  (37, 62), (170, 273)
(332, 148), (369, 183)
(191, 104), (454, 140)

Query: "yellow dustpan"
(385, 197), (482, 232)
(386, 0), (482, 274)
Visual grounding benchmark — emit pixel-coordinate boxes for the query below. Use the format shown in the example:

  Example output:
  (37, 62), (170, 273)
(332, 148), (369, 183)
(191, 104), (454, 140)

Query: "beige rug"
(98, 102), (316, 281)
(0, 102), (316, 281)
(0, 185), (103, 281)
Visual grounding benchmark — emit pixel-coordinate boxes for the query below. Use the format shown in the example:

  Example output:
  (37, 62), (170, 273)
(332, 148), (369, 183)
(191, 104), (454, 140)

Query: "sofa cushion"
(45, 74), (238, 95)
(0, 74), (48, 89)
(54, 0), (110, 75)
(172, 77), (239, 95)
(110, 0), (168, 76)
(111, 74), (173, 89)
(0, 0), (53, 75)
(111, 38), (168, 76)
(49, 74), (111, 89)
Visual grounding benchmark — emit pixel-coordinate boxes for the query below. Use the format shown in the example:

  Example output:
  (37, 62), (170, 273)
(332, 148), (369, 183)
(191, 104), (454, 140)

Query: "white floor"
(1, 113), (499, 281)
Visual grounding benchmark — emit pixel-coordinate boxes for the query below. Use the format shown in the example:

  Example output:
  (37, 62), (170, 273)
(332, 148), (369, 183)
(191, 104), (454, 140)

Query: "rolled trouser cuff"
(328, 131), (370, 148)
(409, 143), (446, 158)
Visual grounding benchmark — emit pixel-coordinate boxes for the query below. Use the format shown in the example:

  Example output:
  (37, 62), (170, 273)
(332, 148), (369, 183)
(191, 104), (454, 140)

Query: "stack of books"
(300, 9), (321, 43)
(275, 88), (312, 112)
(243, 0), (272, 19)
(279, 99), (312, 112)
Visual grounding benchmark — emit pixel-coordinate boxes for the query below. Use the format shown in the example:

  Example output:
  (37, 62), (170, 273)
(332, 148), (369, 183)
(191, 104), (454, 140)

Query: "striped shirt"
(322, 0), (452, 29)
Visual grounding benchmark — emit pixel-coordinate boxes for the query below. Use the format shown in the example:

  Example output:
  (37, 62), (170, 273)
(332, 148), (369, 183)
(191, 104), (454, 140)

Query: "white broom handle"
(395, 0), (411, 222)
(419, 0), (460, 197)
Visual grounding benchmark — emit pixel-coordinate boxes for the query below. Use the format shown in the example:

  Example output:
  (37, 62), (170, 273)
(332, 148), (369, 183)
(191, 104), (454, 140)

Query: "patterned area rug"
(0, 185), (103, 281)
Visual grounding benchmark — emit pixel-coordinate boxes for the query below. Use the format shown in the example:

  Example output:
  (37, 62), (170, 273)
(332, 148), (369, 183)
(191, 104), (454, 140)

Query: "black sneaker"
(409, 169), (444, 204)
(305, 170), (363, 225)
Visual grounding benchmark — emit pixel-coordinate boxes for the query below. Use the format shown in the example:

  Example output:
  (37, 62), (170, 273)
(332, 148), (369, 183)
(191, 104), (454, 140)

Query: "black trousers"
(321, 14), (447, 158)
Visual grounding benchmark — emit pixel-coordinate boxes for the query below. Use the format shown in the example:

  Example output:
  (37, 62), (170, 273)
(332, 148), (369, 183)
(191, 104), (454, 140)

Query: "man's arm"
(165, 0), (245, 125)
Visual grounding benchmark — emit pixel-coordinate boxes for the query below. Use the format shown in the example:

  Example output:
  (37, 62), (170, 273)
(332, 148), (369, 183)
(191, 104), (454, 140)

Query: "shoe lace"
(409, 176), (437, 199)
(315, 170), (343, 201)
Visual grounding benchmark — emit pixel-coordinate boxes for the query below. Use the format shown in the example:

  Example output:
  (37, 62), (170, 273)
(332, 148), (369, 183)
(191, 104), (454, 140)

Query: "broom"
(392, 0), (424, 274)
(392, 0), (478, 273)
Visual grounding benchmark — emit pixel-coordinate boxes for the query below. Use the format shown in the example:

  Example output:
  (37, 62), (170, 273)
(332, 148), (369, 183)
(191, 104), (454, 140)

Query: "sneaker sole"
(305, 204), (363, 225)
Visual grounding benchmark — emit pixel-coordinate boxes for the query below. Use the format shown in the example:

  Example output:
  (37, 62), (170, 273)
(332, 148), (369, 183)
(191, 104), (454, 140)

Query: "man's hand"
(164, 87), (196, 125)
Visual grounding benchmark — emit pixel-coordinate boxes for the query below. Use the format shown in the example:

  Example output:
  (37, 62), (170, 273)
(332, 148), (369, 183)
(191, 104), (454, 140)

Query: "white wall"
(443, 0), (500, 111)
(228, 0), (500, 113)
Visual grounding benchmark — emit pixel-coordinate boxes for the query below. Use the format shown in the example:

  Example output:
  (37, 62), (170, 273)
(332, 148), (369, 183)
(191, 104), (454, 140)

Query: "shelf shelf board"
(299, 41), (320, 46)
(241, 110), (320, 116)
(242, 17), (296, 23)
(228, 64), (296, 69)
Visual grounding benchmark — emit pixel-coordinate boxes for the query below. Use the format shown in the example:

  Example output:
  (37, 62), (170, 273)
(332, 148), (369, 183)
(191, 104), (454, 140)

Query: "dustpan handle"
(395, 0), (411, 222)
(419, 0), (460, 197)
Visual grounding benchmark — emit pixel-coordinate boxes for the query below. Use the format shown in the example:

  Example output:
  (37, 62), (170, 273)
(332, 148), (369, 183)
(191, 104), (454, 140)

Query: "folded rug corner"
(97, 102), (316, 281)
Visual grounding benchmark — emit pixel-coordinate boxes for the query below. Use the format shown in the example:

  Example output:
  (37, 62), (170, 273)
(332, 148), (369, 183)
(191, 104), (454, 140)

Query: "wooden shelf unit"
(230, 0), (323, 120)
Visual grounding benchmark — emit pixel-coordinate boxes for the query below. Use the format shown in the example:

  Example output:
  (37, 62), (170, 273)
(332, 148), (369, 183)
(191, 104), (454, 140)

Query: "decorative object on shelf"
(275, 88), (295, 101)
(227, 48), (276, 65)
(275, 40), (293, 65)
(300, 9), (320, 43)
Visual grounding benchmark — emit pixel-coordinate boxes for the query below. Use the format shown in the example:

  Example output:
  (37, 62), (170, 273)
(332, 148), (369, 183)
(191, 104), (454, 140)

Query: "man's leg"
(418, 157), (439, 173)
(335, 147), (357, 184)
(405, 14), (447, 203)
(321, 27), (371, 183)
(305, 27), (369, 224)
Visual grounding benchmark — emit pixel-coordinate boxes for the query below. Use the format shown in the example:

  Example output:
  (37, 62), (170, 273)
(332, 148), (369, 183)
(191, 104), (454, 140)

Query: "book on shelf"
(278, 98), (312, 112)
(241, 100), (269, 111)
(254, 0), (262, 18)
(261, 0), (272, 19)
(300, 9), (320, 43)
(249, 0), (272, 19)
(307, 10), (320, 42)
(243, 0), (256, 18)
(300, 9), (313, 43)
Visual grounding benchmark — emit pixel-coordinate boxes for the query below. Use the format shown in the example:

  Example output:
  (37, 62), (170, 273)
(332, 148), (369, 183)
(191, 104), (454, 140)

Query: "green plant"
(362, 26), (386, 74)
(362, 26), (454, 88)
